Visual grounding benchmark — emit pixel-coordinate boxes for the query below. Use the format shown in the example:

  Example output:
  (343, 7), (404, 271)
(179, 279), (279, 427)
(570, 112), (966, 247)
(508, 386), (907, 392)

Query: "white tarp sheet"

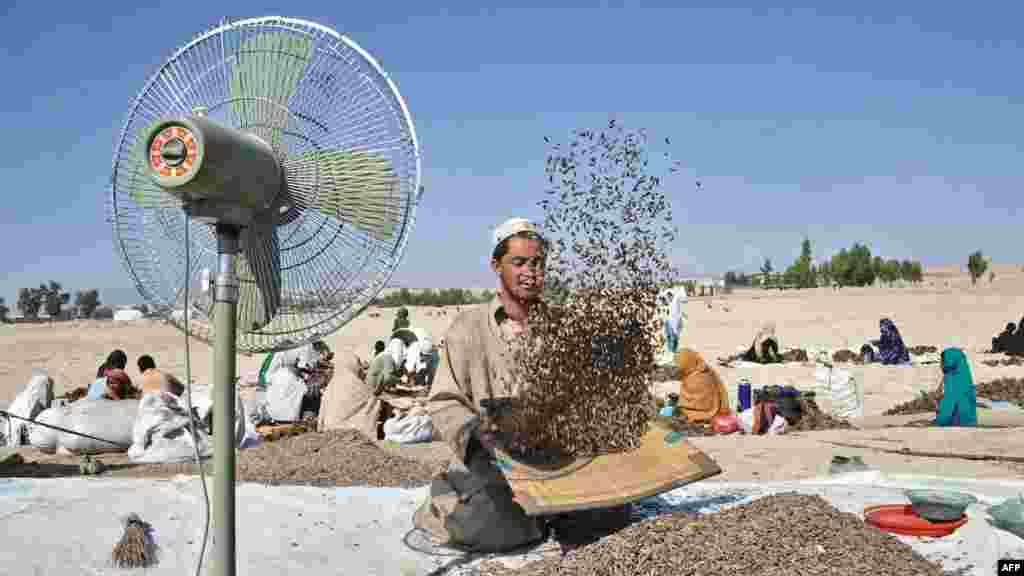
(113, 309), (144, 322)
(0, 477), (447, 576)
(0, 471), (1020, 575)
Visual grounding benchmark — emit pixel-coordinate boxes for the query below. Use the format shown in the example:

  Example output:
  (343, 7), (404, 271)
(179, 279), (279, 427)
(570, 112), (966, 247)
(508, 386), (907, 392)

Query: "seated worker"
(992, 322), (1017, 353)
(393, 307), (411, 332)
(318, 341), (402, 439)
(740, 323), (782, 363)
(415, 217), (631, 553)
(367, 338), (407, 393)
(102, 368), (135, 400)
(88, 349), (129, 400)
(404, 329), (439, 388)
(676, 348), (731, 423)
(137, 355), (185, 396)
(933, 347), (977, 427)
(301, 341), (335, 416)
(870, 318), (911, 365)
(372, 340), (386, 358)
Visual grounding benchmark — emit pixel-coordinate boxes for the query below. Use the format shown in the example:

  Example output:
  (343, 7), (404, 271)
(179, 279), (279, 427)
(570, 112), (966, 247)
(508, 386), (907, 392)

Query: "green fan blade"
(236, 224), (282, 331)
(229, 30), (312, 150)
(289, 148), (401, 242)
(126, 123), (169, 209)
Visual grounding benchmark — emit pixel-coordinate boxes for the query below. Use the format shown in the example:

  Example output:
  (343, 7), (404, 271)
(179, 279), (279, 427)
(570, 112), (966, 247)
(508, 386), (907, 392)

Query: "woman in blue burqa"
(933, 348), (977, 427)
(870, 318), (910, 365)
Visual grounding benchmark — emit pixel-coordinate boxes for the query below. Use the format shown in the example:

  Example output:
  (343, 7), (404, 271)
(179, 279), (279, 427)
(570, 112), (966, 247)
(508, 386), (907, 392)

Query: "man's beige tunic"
(318, 349), (382, 440)
(415, 297), (545, 551)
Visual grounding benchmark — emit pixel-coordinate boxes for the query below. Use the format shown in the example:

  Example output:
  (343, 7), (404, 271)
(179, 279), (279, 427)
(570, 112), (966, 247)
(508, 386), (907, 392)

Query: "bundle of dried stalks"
(502, 120), (682, 457)
(110, 513), (158, 569)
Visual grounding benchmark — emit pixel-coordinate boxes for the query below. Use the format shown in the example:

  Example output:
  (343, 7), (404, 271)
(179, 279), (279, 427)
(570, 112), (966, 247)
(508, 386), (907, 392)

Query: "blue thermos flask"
(738, 381), (752, 412)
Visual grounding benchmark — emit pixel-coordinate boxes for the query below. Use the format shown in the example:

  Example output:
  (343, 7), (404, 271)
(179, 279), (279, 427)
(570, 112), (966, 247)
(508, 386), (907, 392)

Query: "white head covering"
(410, 327), (434, 357)
(404, 340), (423, 373)
(386, 338), (407, 368)
(418, 334), (434, 356)
(493, 217), (539, 248)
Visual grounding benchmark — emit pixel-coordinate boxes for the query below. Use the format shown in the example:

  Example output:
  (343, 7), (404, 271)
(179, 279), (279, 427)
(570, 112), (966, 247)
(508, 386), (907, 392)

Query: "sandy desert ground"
(3, 264), (1022, 404)
(2, 264), (1022, 480)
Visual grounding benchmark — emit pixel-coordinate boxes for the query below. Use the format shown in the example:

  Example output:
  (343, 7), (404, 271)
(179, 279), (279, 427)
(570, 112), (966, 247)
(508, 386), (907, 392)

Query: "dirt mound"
(781, 348), (809, 363)
(981, 356), (1024, 367)
(235, 429), (444, 488)
(787, 397), (854, 432)
(884, 377), (1024, 416)
(479, 494), (946, 576)
(832, 349), (861, 364)
(908, 345), (938, 355)
(64, 386), (89, 403)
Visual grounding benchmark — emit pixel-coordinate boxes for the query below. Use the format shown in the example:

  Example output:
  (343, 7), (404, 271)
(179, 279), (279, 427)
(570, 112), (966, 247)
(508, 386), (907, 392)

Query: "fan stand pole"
(212, 224), (240, 576)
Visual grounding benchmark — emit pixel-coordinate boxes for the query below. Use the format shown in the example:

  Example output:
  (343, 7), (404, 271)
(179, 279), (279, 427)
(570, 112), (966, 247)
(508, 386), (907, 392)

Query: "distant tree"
(831, 252), (846, 286)
(42, 281), (70, 320)
(17, 287), (43, 319)
(910, 261), (924, 284)
(871, 256), (884, 283)
(759, 258), (774, 286)
(74, 289), (101, 318)
(724, 271), (753, 288)
(847, 243), (875, 287)
(133, 303), (150, 316)
(784, 237), (816, 289)
(967, 251), (988, 285)
(374, 286), (497, 308)
(826, 243), (875, 287)
(899, 260), (913, 282)
(879, 259), (902, 285)
(817, 261), (832, 286)
(0, 297), (8, 323)
(93, 306), (115, 320)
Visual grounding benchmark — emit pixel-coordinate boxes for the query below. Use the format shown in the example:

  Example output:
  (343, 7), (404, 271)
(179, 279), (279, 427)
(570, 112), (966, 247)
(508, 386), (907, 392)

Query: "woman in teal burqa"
(934, 347), (977, 427)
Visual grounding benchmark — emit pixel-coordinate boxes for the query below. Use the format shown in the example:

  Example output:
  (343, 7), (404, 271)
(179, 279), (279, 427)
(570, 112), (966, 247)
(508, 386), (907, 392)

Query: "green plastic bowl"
(905, 489), (977, 522)
(988, 495), (1024, 538)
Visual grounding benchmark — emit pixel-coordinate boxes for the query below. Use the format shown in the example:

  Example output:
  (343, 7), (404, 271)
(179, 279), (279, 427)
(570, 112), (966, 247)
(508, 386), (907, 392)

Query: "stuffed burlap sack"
(413, 451), (544, 552)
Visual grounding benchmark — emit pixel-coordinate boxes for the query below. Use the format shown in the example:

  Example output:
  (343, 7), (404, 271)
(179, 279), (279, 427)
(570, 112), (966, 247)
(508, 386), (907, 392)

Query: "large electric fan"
(107, 16), (420, 575)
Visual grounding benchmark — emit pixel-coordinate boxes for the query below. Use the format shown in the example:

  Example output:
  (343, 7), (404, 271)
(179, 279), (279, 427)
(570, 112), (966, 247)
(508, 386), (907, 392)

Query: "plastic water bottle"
(659, 393), (679, 417)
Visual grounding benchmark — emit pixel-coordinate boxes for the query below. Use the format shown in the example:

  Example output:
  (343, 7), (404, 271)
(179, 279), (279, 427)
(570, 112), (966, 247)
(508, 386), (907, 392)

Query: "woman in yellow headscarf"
(675, 348), (731, 423)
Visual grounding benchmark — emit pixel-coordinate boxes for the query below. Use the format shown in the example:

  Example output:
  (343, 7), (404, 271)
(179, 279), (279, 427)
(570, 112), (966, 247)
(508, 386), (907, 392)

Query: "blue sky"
(1, 1), (1021, 306)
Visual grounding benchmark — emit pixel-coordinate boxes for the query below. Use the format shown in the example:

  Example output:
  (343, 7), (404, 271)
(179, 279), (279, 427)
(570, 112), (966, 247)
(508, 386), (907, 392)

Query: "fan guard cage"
(107, 16), (421, 354)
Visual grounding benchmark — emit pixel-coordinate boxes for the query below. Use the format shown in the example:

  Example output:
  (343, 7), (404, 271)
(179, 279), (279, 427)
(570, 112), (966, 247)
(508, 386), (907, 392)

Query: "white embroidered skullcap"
(492, 217), (539, 247)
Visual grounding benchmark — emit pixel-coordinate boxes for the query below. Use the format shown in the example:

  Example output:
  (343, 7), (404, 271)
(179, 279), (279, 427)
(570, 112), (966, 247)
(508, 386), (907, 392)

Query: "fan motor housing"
(145, 116), (283, 227)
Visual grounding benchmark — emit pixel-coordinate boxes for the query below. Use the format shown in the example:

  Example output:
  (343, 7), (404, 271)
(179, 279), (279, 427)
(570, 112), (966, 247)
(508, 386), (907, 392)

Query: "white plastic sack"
(241, 388), (270, 426)
(383, 414), (434, 444)
(768, 414), (787, 435)
(28, 407), (62, 452)
(128, 392), (212, 463)
(180, 385), (213, 422)
(179, 385), (257, 448)
(56, 399), (139, 453)
(233, 387), (259, 449)
(265, 369), (308, 423)
(4, 370), (54, 446)
(737, 408), (755, 434)
(267, 344), (317, 376)
(815, 366), (863, 420)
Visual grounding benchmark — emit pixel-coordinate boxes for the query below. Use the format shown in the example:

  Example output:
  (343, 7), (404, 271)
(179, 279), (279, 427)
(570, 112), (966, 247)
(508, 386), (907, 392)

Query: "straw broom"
(111, 513), (158, 568)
